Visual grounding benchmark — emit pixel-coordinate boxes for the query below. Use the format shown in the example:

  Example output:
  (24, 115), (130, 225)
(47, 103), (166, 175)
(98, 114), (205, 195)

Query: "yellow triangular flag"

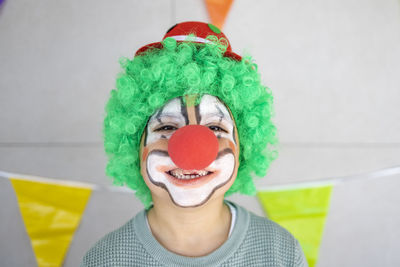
(205, 0), (233, 29)
(257, 184), (333, 267)
(10, 178), (92, 267)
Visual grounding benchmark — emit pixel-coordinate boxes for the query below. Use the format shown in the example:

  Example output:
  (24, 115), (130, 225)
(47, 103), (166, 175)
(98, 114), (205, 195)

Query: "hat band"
(167, 35), (211, 44)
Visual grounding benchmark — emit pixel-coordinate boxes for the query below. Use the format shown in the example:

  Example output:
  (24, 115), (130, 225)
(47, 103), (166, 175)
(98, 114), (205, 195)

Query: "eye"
(154, 125), (178, 132)
(208, 125), (228, 133)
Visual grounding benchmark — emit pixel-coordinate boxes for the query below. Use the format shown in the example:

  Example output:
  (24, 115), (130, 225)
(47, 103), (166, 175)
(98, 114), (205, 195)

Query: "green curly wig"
(103, 35), (278, 208)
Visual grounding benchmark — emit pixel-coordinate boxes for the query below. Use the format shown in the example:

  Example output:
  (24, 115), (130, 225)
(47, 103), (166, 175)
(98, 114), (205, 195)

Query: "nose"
(168, 125), (219, 170)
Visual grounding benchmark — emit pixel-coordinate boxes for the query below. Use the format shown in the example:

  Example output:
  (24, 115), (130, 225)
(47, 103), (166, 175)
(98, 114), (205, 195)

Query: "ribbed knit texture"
(145, 201), (237, 238)
(81, 201), (308, 267)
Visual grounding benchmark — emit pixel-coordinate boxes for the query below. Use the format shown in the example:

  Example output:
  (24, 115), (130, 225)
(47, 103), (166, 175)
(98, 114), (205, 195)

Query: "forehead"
(198, 94), (232, 117)
(149, 94), (234, 122)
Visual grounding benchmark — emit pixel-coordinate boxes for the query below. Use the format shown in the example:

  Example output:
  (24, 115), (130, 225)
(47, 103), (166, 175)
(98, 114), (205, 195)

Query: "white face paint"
(199, 95), (236, 146)
(140, 94), (239, 208)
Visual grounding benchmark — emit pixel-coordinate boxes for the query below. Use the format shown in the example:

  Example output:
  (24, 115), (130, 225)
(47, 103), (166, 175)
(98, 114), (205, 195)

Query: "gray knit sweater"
(81, 200), (308, 266)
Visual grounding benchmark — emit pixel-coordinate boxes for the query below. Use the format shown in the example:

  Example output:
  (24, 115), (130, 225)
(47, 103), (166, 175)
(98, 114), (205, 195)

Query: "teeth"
(198, 170), (207, 176)
(169, 169), (210, 180)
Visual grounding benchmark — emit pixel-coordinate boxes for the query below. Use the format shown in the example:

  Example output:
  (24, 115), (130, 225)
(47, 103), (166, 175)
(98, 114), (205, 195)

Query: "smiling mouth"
(166, 168), (214, 180)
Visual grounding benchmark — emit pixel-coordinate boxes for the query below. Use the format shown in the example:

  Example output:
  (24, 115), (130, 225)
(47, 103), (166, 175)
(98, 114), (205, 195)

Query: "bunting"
(204, 0), (233, 29)
(257, 184), (333, 267)
(10, 177), (92, 267)
(1, 165), (399, 266)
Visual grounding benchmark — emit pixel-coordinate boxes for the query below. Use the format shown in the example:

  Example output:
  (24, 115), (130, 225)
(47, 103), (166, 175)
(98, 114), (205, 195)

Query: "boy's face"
(139, 94), (240, 208)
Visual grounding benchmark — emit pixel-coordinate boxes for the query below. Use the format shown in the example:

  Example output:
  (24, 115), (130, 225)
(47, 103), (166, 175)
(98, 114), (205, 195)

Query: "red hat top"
(135, 21), (241, 61)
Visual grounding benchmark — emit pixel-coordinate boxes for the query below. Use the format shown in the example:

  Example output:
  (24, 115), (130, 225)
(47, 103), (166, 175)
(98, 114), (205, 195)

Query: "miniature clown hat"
(135, 21), (242, 61)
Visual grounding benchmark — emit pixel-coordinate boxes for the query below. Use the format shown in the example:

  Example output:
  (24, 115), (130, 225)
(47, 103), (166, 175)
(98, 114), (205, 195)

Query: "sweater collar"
(133, 200), (250, 266)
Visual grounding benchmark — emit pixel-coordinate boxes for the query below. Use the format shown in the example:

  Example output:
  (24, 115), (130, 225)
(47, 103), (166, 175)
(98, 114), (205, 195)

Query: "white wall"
(1, 0), (399, 266)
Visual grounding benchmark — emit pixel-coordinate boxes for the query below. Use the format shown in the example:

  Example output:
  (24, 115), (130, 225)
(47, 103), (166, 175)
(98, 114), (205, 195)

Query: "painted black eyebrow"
(180, 97), (189, 125)
(201, 113), (232, 123)
(149, 97), (186, 123)
(215, 104), (225, 117)
(199, 99), (234, 123)
(199, 98), (237, 145)
(155, 104), (165, 124)
(195, 103), (201, 124)
(153, 114), (183, 120)
(215, 96), (235, 120)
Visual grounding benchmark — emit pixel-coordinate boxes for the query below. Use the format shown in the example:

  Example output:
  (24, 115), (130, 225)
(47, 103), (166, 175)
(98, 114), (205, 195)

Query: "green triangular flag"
(257, 184), (333, 267)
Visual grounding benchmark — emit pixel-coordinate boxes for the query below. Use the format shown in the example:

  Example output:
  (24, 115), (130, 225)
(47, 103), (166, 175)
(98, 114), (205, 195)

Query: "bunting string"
(2, 165), (399, 193)
(257, 165), (400, 191)
(1, 166), (399, 267)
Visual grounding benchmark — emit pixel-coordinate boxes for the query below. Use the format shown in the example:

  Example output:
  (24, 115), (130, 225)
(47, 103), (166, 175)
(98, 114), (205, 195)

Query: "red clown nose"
(168, 125), (219, 170)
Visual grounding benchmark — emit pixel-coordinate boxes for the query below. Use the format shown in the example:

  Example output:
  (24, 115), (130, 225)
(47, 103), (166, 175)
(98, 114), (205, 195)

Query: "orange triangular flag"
(205, 0), (233, 29)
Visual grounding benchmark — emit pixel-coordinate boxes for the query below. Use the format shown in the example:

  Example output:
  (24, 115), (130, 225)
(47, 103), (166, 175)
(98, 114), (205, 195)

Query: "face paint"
(140, 94), (239, 208)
